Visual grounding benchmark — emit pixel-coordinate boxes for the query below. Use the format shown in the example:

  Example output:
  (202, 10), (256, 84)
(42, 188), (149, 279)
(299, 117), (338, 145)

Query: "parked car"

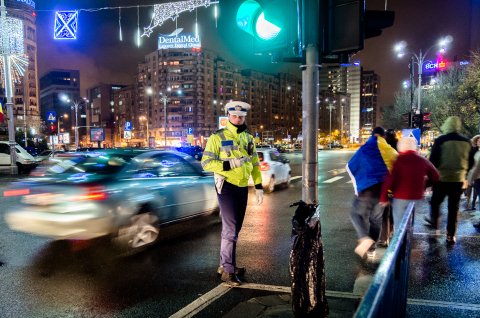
(0, 141), (38, 173)
(248, 148), (291, 193)
(3, 150), (218, 253)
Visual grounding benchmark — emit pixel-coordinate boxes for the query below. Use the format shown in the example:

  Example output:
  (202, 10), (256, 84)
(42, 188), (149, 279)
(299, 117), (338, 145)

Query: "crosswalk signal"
(364, 9), (395, 39)
(412, 113), (423, 129)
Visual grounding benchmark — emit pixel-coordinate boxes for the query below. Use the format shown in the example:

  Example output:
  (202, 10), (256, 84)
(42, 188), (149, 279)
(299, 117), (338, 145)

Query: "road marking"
(169, 284), (231, 318)
(323, 176), (344, 183)
(328, 168), (346, 175)
(171, 282), (480, 316)
(290, 176), (302, 181)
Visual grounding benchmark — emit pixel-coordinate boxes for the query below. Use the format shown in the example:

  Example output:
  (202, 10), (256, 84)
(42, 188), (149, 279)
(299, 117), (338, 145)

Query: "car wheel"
(265, 176), (275, 193)
(115, 212), (159, 253)
(283, 173), (291, 188)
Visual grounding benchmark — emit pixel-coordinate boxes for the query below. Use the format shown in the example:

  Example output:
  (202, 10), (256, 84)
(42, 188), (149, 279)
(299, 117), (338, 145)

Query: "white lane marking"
(323, 176), (344, 183)
(290, 176), (302, 181)
(407, 298), (480, 311)
(169, 284), (231, 318)
(328, 168), (346, 175)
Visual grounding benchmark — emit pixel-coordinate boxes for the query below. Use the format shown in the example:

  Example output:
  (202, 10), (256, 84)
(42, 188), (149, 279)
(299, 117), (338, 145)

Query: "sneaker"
(366, 245), (376, 259)
(354, 238), (375, 258)
(221, 272), (242, 287)
(446, 235), (456, 245)
(217, 266), (246, 277)
(376, 240), (388, 248)
(424, 217), (437, 229)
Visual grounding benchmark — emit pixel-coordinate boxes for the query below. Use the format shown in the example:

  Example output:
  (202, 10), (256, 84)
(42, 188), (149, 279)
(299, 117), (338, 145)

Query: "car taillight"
(3, 188), (30, 197)
(73, 186), (108, 201)
(260, 162), (270, 171)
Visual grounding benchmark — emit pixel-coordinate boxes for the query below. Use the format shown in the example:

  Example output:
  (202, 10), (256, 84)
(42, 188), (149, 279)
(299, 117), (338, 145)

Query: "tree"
(383, 50), (480, 137)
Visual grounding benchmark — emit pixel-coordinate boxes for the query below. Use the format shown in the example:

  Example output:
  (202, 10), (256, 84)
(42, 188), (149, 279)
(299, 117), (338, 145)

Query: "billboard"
(90, 128), (105, 142)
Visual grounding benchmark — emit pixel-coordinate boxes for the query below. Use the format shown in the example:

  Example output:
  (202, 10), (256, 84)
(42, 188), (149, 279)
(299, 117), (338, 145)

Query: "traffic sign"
(124, 131), (132, 139)
(46, 111), (57, 123)
(124, 121), (132, 131)
(187, 127), (193, 134)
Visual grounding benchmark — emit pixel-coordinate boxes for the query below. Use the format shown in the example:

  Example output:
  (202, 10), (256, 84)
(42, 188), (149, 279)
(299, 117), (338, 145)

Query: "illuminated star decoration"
(142, 0), (219, 37)
(54, 10), (78, 40)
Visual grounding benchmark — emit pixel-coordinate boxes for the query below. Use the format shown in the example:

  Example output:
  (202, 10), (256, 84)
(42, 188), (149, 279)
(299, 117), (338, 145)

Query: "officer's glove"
(255, 189), (264, 205)
(229, 157), (245, 169)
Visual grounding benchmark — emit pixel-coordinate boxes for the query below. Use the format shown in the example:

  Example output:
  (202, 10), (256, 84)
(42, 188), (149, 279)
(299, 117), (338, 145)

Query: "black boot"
(221, 272), (242, 286)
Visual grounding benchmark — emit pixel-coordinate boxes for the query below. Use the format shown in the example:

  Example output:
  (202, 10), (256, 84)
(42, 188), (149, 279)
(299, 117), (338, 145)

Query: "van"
(0, 141), (38, 173)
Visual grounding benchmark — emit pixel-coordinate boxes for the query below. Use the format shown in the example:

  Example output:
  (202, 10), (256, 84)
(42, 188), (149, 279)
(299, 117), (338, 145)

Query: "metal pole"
(329, 106), (332, 149)
(301, 45), (319, 204)
(340, 103), (344, 145)
(164, 98), (167, 147)
(146, 119), (149, 147)
(23, 103), (27, 148)
(74, 102), (79, 149)
(409, 56), (414, 127)
(3, 54), (17, 174)
(417, 50), (423, 114)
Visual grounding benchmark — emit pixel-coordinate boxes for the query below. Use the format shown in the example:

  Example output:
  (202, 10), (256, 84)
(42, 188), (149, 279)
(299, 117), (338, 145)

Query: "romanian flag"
(346, 136), (397, 196)
(0, 102), (4, 123)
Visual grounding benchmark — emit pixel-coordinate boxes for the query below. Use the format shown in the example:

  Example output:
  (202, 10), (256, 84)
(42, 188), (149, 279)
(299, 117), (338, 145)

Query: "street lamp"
(139, 115), (149, 147)
(61, 95), (88, 150)
(325, 98), (336, 149)
(394, 36), (453, 125)
(160, 87), (171, 147)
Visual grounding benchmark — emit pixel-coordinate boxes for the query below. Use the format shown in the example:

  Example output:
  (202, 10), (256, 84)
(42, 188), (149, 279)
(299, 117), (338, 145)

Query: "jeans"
(217, 181), (248, 274)
(429, 182), (464, 236)
(391, 199), (420, 231)
(350, 184), (383, 241)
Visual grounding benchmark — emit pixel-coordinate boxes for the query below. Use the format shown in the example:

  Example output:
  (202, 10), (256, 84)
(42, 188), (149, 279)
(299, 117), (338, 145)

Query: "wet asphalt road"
(1, 150), (480, 317)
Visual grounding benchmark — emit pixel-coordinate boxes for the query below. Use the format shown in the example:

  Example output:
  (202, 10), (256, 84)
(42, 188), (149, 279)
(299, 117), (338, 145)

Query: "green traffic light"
(236, 0), (282, 41)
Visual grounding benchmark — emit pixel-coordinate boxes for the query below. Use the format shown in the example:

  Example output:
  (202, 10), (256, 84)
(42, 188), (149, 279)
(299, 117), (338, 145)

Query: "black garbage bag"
(289, 200), (329, 318)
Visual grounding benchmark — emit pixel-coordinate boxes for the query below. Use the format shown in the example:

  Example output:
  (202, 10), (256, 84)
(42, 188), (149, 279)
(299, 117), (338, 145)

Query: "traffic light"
(324, 1), (394, 57)
(422, 112), (431, 131)
(49, 123), (57, 135)
(364, 9), (395, 39)
(236, 0), (299, 56)
(401, 112), (411, 128)
(412, 113), (423, 129)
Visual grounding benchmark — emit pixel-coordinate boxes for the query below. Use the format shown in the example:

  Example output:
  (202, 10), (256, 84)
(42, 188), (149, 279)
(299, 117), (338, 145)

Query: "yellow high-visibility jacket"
(201, 121), (262, 187)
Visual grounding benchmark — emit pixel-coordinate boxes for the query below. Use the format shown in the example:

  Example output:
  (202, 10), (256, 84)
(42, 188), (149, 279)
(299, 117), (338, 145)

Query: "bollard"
(289, 201), (329, 318)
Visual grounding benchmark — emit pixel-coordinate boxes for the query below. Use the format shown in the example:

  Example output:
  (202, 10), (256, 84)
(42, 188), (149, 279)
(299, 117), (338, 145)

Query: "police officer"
(201, 101), (264, 286)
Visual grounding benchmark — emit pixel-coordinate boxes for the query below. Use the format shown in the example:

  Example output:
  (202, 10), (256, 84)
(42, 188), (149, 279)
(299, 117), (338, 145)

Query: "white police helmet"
(225, 101), (251, 116)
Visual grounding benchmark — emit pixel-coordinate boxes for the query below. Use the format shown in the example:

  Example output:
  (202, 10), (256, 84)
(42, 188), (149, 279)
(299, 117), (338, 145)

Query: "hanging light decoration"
(142, 0), (219, 37)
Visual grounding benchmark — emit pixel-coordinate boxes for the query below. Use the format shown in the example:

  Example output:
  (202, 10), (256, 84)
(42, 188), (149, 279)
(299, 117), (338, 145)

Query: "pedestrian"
(201, 101), (264, 286)
(465, 135), (480, 210)
(380, 137), (440, 230)
(426, 116), (472, 245)
(377, 128), (399, 247)
(346, 127), (397, 259)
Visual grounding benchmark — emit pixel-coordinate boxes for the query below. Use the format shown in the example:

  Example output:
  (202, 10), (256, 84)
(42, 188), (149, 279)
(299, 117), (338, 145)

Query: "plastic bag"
(289, 201), (329, 318)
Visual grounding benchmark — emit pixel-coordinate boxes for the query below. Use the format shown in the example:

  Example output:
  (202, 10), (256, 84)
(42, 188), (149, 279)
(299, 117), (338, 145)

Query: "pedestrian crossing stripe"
(323, 176), (344, 183)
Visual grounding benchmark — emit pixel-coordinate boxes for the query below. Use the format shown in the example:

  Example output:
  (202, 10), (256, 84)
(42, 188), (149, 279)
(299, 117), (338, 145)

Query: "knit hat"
(372, 126), (385, 136)
(397, 137), (418, 153)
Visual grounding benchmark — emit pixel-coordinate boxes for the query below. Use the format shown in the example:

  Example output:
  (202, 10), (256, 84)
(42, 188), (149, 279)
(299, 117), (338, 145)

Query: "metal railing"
(354, 202), (415, 318)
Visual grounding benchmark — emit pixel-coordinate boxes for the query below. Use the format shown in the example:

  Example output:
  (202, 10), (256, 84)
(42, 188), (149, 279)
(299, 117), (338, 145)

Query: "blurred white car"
(249, 148), (291, 193)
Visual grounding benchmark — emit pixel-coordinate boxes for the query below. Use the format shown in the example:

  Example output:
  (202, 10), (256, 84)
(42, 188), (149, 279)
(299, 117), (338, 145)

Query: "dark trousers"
(217, 181), (248, 274)
(429, 182), (464, 236)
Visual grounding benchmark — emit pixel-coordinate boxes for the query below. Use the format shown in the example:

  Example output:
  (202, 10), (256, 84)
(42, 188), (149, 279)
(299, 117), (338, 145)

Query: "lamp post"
(61, 95), (87, 150)
(325, 98), (336, 149)
(394, 36), (453, 123)
(160, 87), (171, 147)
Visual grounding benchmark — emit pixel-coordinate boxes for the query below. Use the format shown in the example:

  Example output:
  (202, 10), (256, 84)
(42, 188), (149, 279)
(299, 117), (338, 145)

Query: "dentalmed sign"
(158, 30), (201, 50)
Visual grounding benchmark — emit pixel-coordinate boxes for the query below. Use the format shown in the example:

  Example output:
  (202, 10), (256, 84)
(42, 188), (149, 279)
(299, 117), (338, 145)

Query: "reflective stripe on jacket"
(201, 121), (262, 187)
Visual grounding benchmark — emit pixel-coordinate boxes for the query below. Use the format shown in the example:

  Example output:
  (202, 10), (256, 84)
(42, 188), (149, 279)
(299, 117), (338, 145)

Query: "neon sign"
(424, 60), (447, 72)
(158, 30), (201, 50)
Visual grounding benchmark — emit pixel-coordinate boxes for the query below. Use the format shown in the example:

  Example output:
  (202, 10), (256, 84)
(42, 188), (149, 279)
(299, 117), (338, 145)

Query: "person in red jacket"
(380, 137), (440, 230)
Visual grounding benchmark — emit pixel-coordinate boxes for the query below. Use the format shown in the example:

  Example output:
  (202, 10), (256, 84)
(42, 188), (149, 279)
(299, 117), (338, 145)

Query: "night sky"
(35, 0), (472, 110)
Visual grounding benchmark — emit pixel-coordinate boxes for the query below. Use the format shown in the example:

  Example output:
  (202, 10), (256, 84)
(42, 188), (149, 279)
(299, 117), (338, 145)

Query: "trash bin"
(289, 201), (329, 318)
